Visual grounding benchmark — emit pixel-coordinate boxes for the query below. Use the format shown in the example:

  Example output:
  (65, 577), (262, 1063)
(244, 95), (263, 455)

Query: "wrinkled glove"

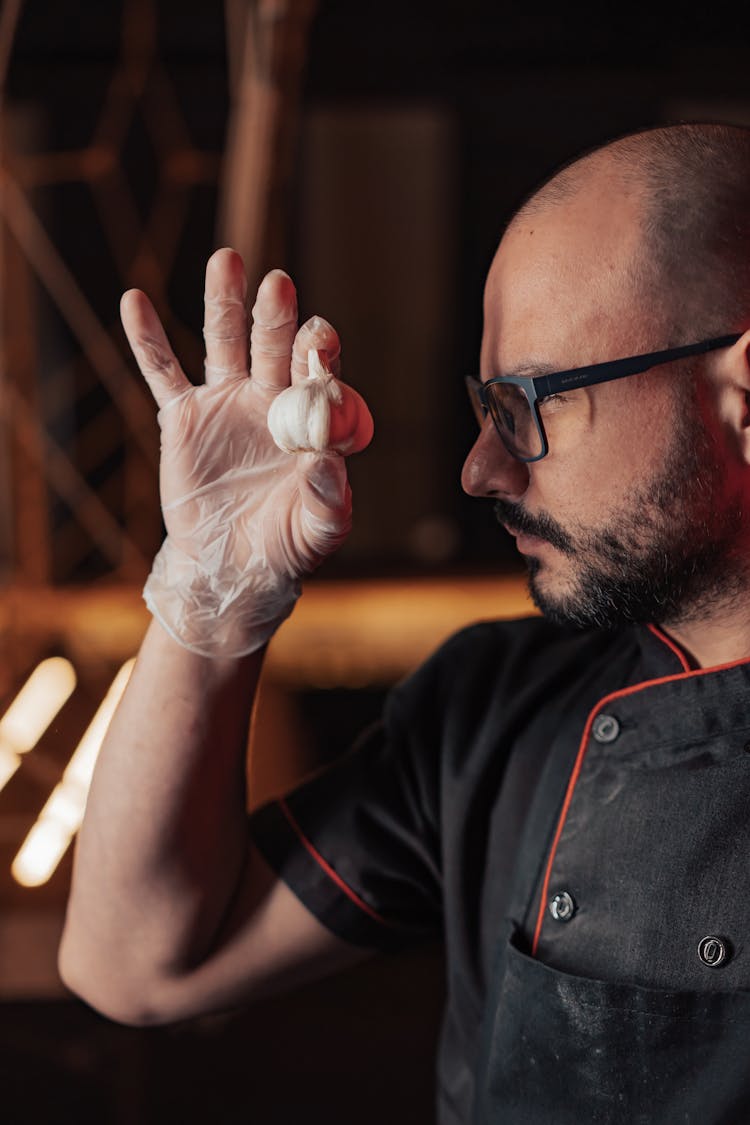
(120, 248), (369, 657)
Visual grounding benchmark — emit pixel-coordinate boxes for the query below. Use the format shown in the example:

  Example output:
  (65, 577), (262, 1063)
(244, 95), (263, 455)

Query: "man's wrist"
(143, 537), (301, 658)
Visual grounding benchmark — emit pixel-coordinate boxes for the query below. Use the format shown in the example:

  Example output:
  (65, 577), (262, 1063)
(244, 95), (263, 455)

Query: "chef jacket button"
(698, 936), (729, 967)
(549, 891), (576, 922)
(592, 713), (620, 743)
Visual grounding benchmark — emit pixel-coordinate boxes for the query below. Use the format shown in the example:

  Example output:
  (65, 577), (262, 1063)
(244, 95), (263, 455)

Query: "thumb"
(297, 452), (353, 555)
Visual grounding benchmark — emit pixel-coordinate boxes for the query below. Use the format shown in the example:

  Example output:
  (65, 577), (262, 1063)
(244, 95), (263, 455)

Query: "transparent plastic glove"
(120, 248), (370, 657)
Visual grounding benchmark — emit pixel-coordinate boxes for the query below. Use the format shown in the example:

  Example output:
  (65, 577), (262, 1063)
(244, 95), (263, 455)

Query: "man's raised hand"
(120, 248), (369, 657)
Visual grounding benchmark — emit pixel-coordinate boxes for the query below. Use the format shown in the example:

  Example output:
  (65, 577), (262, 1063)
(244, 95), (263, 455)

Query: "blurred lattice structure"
(0, 0), (328, 1004)
(0, 0), (316, 692)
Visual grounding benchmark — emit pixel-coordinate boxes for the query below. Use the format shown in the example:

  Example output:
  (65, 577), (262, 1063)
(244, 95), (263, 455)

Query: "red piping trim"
(530, 650), (750, 957)
(279, 798), (394, 928)
(646, 623), (691, 672)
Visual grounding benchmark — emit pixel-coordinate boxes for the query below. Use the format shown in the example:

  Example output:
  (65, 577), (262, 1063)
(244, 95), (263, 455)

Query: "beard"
(494, 398), (746, 631)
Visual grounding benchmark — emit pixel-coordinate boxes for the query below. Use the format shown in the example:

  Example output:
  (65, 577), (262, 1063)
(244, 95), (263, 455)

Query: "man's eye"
(539, 393), (568, 411)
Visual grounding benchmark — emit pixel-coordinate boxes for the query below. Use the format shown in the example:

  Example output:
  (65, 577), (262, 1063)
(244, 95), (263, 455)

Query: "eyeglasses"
(466, 333), (741, 462)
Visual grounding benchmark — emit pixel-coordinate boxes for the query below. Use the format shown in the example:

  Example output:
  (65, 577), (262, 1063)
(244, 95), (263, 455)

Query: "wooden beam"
(217, 0), (318, 282)
(0, 574), (533, 687)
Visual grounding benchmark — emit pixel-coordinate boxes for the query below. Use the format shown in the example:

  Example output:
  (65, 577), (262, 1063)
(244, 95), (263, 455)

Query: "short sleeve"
(247, 680), (443, 953)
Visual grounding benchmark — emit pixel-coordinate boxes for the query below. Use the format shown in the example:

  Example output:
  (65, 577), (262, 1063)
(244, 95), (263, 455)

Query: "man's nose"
(461, 419), (530, 501)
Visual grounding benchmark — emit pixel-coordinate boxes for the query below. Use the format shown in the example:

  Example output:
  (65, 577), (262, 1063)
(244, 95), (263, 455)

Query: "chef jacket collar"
(637, 623), (694, 679)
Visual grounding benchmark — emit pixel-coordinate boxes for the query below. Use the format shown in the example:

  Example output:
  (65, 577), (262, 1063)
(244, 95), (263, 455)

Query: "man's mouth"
(503, 524), (548, 552)
(494, 501), (574, 555)
(495, 506), (549, 544)
(503, 521), (538, 538)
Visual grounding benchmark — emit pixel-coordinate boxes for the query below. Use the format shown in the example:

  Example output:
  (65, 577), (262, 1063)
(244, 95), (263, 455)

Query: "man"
(59, 123), (750, 1123)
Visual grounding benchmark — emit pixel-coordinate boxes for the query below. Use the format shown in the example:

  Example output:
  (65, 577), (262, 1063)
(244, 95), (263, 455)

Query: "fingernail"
(302, 314), (333, 334)
(252, 271), (297, 326)
(301, 451), (348, 504)
(206, 248), (248, 297)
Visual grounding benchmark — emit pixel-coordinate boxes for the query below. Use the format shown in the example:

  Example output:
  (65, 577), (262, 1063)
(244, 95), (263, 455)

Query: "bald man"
(60, 123), (750, 1124)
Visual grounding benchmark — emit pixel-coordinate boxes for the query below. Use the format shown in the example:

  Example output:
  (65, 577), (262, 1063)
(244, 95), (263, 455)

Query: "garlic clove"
(267, 349), (374, 455)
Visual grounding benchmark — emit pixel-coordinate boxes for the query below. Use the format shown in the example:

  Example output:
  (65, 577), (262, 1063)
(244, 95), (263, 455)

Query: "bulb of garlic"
(266, 349), (374, 455)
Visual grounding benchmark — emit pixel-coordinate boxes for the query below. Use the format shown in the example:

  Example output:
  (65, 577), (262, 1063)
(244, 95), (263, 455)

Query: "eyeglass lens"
(484, 382), (542, 460)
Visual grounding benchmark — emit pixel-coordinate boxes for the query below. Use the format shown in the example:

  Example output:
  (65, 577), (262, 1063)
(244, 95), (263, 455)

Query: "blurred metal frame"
(0, 0), (317, 673)
(219, 0), (317, 282)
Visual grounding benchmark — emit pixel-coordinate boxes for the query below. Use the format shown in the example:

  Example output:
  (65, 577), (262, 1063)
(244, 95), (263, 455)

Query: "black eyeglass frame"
(467, 333), (741, 462)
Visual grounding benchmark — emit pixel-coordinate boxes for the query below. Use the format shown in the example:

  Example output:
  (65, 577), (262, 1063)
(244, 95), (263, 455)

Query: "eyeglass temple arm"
(536, 333), (741, 398)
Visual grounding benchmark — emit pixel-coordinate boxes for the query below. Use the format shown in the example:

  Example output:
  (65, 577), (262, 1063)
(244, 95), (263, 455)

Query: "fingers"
(249, 269), (299, 392)
(249, 266), (341, 393)
(203, 248), (250, 386)
(291, 315), (342, 383)
(120, 289), (191, 410)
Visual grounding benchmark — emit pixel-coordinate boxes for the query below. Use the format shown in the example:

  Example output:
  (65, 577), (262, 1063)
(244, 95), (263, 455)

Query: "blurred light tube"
(12, 658), (135, 887)
(0, 658), (77, 793)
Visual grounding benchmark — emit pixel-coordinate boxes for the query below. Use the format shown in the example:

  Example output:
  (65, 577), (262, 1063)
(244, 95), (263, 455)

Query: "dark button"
(698, 935), (729, 967)
(592, 713), (620, 743)
(549, 891), (576, 922)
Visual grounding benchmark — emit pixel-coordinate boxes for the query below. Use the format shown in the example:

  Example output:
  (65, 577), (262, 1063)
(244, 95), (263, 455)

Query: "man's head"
(462, 123), (750, 631)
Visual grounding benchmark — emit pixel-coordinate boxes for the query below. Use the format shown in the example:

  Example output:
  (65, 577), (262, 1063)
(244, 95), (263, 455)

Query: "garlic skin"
(267, 349), (374, 455)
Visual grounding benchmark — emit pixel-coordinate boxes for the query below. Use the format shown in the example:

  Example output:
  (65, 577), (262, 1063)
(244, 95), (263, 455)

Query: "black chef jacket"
(247, 616), (750, 1124)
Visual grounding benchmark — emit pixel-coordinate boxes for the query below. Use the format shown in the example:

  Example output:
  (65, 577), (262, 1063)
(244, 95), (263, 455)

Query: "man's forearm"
(59, 254), (366, 1023)
(59, 618), (264, 1006)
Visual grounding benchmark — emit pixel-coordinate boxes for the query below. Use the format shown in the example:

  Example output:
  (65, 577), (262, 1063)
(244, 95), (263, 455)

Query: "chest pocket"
(473, 929), (750, 1125)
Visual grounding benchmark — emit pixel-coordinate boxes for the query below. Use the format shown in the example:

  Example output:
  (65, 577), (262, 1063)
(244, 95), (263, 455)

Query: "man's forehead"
(492, 176), (643, 286)
(482, 181), (648, 368)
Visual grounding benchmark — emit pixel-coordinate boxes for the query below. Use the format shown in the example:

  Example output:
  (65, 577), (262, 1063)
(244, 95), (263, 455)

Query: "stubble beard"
(494, 402), (746, 631)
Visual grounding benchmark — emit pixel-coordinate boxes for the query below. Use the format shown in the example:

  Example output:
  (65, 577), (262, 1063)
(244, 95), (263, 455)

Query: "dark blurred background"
(0, 1), (749, 1121)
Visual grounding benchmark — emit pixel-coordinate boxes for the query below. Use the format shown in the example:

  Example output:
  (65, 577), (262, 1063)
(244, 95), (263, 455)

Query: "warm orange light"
(0, 657), (77, 793)
(12, 658), (135, 887)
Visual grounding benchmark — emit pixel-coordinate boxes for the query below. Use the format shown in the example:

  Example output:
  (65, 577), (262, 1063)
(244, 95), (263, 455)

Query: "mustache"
(494, 499), (575, 555)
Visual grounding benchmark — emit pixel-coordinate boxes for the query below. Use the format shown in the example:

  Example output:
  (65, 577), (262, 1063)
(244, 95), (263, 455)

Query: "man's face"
(462, 178), (746, 629)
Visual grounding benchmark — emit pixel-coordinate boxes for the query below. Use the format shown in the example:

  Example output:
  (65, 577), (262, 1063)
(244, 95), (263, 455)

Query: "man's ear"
(720, 329), (750, 463)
